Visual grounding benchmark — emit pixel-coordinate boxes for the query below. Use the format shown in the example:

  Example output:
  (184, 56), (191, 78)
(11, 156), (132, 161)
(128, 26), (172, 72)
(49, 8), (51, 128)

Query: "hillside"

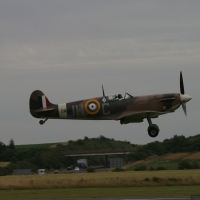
(140, 134), (200, 155)
(124, 152), (200, 171)
(14, 134), (200, 152)
(1, 134), (200, 176)
(0, 136), (136, 176)
(15, 136), (135, 150)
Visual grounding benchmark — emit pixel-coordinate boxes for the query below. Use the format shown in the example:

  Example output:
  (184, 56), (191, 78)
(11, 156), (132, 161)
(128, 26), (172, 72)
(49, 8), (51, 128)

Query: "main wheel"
(147, 124), (160, 137)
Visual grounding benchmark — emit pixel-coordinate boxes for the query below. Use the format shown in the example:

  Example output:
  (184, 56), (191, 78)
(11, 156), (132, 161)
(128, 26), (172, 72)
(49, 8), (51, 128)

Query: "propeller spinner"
(180, 71), (192, 116)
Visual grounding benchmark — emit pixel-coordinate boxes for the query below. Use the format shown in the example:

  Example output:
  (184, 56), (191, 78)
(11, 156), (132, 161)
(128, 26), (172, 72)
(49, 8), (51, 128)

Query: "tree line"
(0, 134), (200, 176)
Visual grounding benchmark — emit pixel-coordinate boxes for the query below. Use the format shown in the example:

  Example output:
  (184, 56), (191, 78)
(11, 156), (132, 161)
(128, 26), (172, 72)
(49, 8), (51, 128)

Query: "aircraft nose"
(180, 94), (192, 103)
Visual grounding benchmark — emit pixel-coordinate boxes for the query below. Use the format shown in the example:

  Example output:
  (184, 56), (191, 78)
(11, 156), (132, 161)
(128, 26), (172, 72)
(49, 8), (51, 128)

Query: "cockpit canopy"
(107, 92), (133, 101)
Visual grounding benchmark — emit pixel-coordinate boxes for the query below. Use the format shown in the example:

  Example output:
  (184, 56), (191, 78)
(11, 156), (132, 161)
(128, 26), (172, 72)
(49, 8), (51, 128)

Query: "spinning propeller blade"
(180, 71), (185, 95)
(180, 71), (191, 116)
(182, 102), (187, 117)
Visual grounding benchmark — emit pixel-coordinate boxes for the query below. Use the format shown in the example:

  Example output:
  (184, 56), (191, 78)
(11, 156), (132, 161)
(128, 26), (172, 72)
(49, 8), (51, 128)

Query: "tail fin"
(29, 90), (56, 118)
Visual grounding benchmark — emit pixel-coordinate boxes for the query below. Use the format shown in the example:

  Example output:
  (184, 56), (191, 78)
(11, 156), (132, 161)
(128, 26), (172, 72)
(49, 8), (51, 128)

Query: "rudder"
(29, 90), (55, 118)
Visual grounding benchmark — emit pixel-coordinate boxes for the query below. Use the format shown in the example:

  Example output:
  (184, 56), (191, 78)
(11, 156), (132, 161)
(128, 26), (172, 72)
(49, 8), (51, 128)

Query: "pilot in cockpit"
(118, 94), (123, 99)
(116, 94), (123, 100)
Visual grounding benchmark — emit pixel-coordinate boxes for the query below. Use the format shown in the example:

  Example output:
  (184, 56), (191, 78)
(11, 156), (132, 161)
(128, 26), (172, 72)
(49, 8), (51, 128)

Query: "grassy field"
(162, 153), (190, 160)
(0, 186), (200, 200)
(1, 170), (200, 189)
(0, 170), (200, 199)
(184, 152), (200, 160)
(127, 159), (180, 170)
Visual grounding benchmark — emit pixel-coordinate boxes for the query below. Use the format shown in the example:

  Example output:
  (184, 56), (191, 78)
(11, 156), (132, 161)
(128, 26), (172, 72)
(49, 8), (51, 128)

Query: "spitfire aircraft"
(29, 72), (191, 138)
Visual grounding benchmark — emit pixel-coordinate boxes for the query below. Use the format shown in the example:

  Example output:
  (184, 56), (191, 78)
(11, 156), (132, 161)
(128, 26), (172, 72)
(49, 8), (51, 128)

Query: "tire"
(148, 124), (160, 137)
(39, 120), (44, 125)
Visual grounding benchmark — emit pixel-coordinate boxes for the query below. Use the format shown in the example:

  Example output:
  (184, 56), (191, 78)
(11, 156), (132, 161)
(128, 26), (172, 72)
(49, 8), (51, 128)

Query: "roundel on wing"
(84, 99), (101, 115)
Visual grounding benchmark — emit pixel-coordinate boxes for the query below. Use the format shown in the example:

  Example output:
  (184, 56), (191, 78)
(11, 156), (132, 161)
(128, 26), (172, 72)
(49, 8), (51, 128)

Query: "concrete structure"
(63, 148), (135, 167)
(63, 149), (135, 157)
(110, 158), (123, 168)
(13, 169), (31, 175)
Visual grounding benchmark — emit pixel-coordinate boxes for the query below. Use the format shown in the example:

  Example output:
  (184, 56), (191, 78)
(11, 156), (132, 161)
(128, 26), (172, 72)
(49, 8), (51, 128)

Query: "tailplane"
(29, 90), (56, 119)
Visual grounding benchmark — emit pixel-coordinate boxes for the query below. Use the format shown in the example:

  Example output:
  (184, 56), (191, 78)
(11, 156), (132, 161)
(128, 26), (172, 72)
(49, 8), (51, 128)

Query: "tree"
(178, 161), (192, 169)
(192, 161), (200, 169)
(0, 142), (6, 153)
(145, 141), (165, 155)
(8, 139), (15, 149)
(84, 136), (89, 141)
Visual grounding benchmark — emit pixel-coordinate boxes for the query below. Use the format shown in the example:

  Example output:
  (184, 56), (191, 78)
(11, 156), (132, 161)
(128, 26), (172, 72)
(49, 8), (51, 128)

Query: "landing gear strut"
(39, 118), (48, 125)
(147, 116), (159, 137)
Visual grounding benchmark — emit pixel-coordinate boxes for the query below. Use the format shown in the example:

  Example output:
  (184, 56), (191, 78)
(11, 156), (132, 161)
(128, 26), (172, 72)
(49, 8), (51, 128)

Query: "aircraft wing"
(119, 111), (171, 124)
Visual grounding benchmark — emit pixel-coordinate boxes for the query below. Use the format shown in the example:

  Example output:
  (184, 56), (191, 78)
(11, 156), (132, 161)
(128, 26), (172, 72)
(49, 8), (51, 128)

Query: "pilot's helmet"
(118, 94), (122, 99)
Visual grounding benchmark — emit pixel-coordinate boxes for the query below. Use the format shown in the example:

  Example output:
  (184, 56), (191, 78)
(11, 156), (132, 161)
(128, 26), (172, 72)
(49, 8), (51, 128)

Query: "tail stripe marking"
(42, 96), (47, 108)
(38, 95), (50, 109)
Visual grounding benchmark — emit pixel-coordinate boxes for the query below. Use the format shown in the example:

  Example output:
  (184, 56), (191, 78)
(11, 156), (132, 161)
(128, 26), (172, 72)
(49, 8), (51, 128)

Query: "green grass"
(0, 170), (200, 190)
(0, 186), (199, 199)
(128, 160), (180, 170)
(1, 170), (200, 181)
(1, 171), (200, 199)
(147, 160), (179, 170)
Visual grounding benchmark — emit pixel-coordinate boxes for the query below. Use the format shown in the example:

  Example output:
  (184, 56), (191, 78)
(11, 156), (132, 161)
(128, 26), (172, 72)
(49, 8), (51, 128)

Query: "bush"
(192, 161), (200, 169)
(156, 166), (167, 170)
(134, 165), (147, 171)
(149, 167), (155, 171)
(112, 168), (125, 172)
(144, 178), (150, 181)
(152, 177), (163, 182)
(168, 178), (181, 182)
(178, 160), (200, 170)
(178, 161), (192, 169)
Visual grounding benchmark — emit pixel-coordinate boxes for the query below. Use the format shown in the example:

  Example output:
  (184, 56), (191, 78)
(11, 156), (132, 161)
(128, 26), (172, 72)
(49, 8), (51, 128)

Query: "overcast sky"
(0, 0), (199, 145)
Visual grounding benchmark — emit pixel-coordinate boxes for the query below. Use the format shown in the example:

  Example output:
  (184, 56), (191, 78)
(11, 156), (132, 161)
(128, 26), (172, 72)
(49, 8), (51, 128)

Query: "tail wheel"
(39, 120), (44, 125)
(148, 124), (160, 137)
(39, 118), (48, 125)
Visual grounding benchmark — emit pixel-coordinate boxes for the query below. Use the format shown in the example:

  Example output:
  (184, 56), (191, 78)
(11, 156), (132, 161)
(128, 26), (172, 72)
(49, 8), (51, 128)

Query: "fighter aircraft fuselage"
(30, 92), (182, 121)
(29, 72), (192, 137)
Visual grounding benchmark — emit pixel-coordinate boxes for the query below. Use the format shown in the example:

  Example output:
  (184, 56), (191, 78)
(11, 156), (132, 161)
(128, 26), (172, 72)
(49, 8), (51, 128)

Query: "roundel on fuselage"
(84, 99), (101, 115)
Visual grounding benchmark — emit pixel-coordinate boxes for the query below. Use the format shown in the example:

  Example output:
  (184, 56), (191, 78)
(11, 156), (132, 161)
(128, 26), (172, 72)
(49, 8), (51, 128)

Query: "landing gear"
(147, 124), (159, 137)
(39, 118), (48, 125)
(147, 116), (160, 137)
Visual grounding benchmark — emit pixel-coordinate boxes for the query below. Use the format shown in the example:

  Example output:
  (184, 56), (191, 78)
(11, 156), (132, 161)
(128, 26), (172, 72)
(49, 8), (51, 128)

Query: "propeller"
(182, 101), (187, 117)
(180, 71), (185, 95)
(180, 71), (192, 116)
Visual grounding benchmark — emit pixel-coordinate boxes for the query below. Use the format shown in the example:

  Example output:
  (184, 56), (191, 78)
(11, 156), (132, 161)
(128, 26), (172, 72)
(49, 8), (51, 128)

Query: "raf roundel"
(84, 99), (101, 115)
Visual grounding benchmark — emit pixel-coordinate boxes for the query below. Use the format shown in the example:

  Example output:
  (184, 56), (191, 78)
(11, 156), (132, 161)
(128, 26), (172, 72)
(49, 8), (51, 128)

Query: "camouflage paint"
(29, 90), (183, 124)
